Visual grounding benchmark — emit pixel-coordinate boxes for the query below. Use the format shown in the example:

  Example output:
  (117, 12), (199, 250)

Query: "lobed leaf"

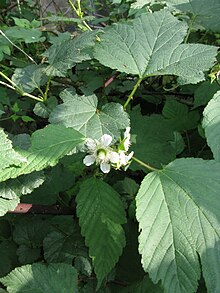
(49, 89), (129, 142)
(94, 9), (218, 84)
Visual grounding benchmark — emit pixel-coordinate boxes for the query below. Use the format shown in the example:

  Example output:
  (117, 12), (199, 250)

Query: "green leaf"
(0, 124), (84, 183)
(17, 245), (41, 264)
(130, 106), (176, 170)
(203, 90), (220, 160)
(43, 31), (97, 77)
(194, 81), (219, 108)
(0, 263), (78, 293)
(136, 158), (220, 293)
(120, 275), (162, 293)
(43, 230), (86, 264)
(4, 27), (45, 43)
(168, 0), (220, 32)
(12, 64), (48, 93)
(94, 9), (217, 84)
(0, 197), (19, 217)
(0, 129), (26, 171)
(162, 99), (199, 131)
(49, 89), (129, 142)
(76, 178), (126, 288)
(0, 172), (45, 200)
(0, 240), (18, 277)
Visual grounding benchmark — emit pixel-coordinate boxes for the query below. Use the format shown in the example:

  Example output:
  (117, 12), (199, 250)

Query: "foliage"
(0, 0), (220, 292)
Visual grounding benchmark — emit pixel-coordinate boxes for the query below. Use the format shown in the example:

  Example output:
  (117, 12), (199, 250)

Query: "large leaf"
(0, 263), (78, 293)
(202, 90), (220, 161)
(136, 158), (220, 293)
(0, 172), (45, 200)
(94, 9), (217, 84)
(43, 31), (96, 77)
(0, 129), (26, 171)
(167, 0), (220, 32)
(76, 178), (126, 288)
(49, 89), (129, 142)
(0, 124), (84, 183)
(12, 64), (48, 93)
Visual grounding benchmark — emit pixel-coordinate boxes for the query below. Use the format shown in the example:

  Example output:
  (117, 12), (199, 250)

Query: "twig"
(0, 30), (37, 64)
(9, 203), (75, 215)
(124, 77), (143, 109)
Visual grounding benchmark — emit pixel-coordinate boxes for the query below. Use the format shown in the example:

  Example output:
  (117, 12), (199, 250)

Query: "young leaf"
(0, 263), (78, 293)
(76, 178), (126, 288)
(0, 129), (26, 171)
(136, 158), (220, 293)
(203, 90), (220, 161)
(0, 124), (84, 183)
(49, 89), (129, 142)
(94, 9), (217, 84)
(43, 31), (97, 77)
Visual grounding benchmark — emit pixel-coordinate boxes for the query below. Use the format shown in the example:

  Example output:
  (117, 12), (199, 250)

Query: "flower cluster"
(83, 127), (134, 173)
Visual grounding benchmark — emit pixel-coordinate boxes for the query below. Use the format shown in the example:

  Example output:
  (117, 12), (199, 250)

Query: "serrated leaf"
(43, 31), (96, 76)
(12, 64), (48, 93)
(130, 106), (176, 170)
(168, 0), (220, 32)
(0, 124), (84, 183)
(0, 172), (45, 200)
(17, 245), (41, 264)
(76, 178), (126, 288)
(0, 129), (26, 171)
(120, 275), (162, 293)
(0, 263), (78, 293)
(0, 197), (19, 216)
(162, 99), (199, 131)
(43, 230), (86, 264)
(203, 90), (220, 161)
(49, 89), (129, 142)
(0, 241), (18, 277)
(194, 81), (219, 108)
(94, 9), (217, 84)
(136, 158), (220, 293)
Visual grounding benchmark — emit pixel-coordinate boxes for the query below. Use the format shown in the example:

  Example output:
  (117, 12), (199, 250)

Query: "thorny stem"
(124, 77), (143, 109)
(132, 156), (159, 172)
(0, 30), (37, 64)
(68, 0), (92, 31)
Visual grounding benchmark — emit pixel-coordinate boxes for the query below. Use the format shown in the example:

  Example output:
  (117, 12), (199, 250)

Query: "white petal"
(124, 127), (131, 138)
(108, 151), (119, 164)
(127, 151), (134, 161)
(119, 152), (127, 166)
(83, 155), (96, 166)
(100, 162), (111, 173)
(86, 138), (97, 151)
(100, 134), (112, 147)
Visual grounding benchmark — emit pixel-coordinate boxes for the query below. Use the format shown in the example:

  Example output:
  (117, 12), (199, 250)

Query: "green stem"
(43, 77), (51, 102)
(22, 92), (44, 102)
(124, 77), (143, 109)
(0, 71), (44, 102)
(67, 0), (92, 31)
(184, 15), (197, 43)
(132, 156), (159, 172)
(0, 30), (37, 64)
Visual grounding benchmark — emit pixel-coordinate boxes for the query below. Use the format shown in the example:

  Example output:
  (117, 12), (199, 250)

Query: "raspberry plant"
(0, 0), (220, 292)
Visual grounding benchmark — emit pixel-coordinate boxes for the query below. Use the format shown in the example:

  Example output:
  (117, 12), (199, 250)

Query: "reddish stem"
(9, 203), (75, 215)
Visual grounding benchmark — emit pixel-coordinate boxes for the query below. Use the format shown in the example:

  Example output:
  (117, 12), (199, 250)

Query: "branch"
(9, 203), (75, 215)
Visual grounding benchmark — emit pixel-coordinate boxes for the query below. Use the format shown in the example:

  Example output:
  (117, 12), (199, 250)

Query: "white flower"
(118, 151), (134, 167)
(123, 127), (131, 151)
(83, 134), (119, 173)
